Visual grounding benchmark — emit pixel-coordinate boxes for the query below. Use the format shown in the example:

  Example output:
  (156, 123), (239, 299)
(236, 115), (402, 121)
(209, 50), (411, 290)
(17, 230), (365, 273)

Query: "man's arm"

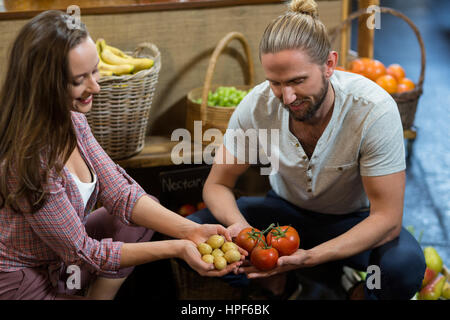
(202, 144), (251, 236)
(241, 170), (405, 278)
(304, 170), (405, 265)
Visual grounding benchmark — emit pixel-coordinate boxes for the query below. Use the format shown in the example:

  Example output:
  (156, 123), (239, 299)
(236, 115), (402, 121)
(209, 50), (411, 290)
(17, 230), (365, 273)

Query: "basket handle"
(200, 32), (255, 121)
(329, 6), (426, 89)
(133, 42), (161, 62)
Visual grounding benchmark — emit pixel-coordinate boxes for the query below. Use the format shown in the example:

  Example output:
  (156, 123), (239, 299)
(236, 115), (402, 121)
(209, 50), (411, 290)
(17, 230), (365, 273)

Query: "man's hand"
(227, 221), (252, 239)
(236, 249), (310, 278)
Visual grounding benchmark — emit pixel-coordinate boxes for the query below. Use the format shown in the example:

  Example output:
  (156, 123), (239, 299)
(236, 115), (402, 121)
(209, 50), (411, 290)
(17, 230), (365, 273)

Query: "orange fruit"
(399, 77), (415, 89)
(397, 78), (416, 92)
(397, 78), (415, 93)
(365, 59), (386, 81)
(360, 57), (373, 66)
(349, 59), (366, 74)
(386, 64), (406, 81)
(359, 57), (374, 78)
(376, 75), (398, 94)
(397, 83), (410, 93)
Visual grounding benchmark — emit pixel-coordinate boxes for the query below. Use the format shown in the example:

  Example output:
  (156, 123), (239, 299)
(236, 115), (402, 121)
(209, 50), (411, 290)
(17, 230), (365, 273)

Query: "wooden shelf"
(116, 135), (209, 169)
(0, 0), (286, 20)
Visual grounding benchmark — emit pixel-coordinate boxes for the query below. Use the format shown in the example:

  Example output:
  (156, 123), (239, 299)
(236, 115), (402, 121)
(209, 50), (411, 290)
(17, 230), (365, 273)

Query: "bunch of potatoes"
(197, 235), (241, 270)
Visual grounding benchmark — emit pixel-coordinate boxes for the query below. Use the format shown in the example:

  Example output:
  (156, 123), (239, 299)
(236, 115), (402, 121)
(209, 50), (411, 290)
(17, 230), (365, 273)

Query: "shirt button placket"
(306, 161), (313, 193)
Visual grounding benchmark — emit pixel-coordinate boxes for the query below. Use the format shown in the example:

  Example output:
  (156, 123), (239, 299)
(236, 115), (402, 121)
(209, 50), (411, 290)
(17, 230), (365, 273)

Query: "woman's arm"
(130, 194), (233, 245)
(130, 144), (251, 240)
(119, 239), (239, 277)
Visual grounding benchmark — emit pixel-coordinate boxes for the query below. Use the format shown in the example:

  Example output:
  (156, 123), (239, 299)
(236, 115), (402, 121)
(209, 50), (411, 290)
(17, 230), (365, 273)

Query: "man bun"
(289, 0), (319, 18)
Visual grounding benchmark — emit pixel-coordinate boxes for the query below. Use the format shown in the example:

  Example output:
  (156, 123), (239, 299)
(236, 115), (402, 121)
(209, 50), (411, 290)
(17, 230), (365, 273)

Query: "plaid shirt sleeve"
(22, 173), (122, 274)
(73, 112), (147, 226)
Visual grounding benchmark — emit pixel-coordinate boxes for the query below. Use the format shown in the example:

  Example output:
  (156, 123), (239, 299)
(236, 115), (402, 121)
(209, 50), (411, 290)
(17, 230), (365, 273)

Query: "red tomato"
(177, 204), (196, 217)
(250, 246), (279, 271)
(266, 225), (300, 256)
(234, 227), (265, 253)
(196, 202), (206, 210)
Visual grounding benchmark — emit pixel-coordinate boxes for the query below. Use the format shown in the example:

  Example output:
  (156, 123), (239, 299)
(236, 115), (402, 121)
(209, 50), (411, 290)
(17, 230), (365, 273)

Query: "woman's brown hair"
(259, 0), (331, 65)
(0, 10), (88, 212)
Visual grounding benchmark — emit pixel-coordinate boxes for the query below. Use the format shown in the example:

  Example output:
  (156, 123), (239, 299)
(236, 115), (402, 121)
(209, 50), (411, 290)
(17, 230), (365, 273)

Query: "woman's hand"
(178, 239), (244, 277)
(236, 249), (310, 279)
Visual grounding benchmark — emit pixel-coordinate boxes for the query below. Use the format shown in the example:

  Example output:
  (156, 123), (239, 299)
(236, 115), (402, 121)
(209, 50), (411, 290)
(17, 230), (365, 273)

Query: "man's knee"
(368, 231), (425, 299)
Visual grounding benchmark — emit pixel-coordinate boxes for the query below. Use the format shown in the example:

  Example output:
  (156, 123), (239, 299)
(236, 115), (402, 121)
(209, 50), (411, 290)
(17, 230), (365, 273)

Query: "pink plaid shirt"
(0, 111), (147, 275)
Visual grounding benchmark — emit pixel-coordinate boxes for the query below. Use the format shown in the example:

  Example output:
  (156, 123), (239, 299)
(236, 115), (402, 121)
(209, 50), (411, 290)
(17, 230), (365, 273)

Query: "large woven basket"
(186, 32), (255, 145)
(86, 42), (161, 160)
(329, 7), (426, 130)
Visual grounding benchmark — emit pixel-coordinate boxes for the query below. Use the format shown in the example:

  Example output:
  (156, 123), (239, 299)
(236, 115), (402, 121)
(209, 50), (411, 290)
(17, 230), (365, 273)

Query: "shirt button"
(307, 188), (312, 193)
(302, 155), (307, 160)
(296, 143), (300, 148)
(307, 178), (312, 182)
(338, 167), (343, 171)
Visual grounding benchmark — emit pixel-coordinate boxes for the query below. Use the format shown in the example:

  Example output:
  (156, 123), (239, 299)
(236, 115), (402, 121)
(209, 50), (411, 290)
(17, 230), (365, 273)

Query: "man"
(189, 0), (425, 299)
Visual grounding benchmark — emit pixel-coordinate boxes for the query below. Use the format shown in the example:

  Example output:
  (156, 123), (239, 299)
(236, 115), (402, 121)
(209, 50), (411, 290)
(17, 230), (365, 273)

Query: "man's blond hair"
(259, 0), (331, 65)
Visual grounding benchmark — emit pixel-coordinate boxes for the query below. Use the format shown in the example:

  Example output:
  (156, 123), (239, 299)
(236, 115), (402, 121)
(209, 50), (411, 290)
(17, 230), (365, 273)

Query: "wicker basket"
(86, 42), (161, 160)
(329, 7), (426, 130)
(170, 259), (244, 300)
(186, 32), (255, 145)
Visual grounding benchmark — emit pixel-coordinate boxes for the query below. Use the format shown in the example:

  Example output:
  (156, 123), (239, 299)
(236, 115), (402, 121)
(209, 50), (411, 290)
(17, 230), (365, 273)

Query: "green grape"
(195, 86), (251, 107)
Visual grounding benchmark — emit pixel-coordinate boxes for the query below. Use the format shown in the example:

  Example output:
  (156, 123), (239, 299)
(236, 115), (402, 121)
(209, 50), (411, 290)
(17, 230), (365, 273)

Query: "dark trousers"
(188, 190), (425, 300)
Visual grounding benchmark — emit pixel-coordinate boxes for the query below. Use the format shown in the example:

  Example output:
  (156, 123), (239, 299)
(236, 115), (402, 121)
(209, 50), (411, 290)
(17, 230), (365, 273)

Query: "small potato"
(214, 256), (227, 270)
(211, 248), (224, 258)
(202, 254), (214, 264)
(224, 249), (241, 263)
(197, 243), (212, 255)
(207, 235), (225, 249)
(221, 241), (238, 253)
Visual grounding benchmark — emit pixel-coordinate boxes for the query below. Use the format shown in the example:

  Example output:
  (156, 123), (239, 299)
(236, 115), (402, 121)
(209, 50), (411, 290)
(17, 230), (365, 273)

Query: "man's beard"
(283, 75), (329, 122)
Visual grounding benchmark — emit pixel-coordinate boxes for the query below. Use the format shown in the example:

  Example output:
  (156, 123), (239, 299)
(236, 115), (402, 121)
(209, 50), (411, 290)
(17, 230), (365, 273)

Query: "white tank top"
(70, 171), (97, 209)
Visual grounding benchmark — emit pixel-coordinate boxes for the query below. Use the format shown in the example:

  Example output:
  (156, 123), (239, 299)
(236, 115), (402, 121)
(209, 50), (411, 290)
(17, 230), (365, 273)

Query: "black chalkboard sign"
(158, 165), (211, 214)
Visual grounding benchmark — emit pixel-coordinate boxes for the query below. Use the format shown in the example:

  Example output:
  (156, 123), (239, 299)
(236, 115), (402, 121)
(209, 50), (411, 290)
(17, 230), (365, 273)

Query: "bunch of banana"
(96, 39), (154, 77)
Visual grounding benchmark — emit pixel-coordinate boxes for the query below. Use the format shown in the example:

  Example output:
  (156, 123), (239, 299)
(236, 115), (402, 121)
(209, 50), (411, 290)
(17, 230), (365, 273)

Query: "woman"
(0, 10), (242, 300)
